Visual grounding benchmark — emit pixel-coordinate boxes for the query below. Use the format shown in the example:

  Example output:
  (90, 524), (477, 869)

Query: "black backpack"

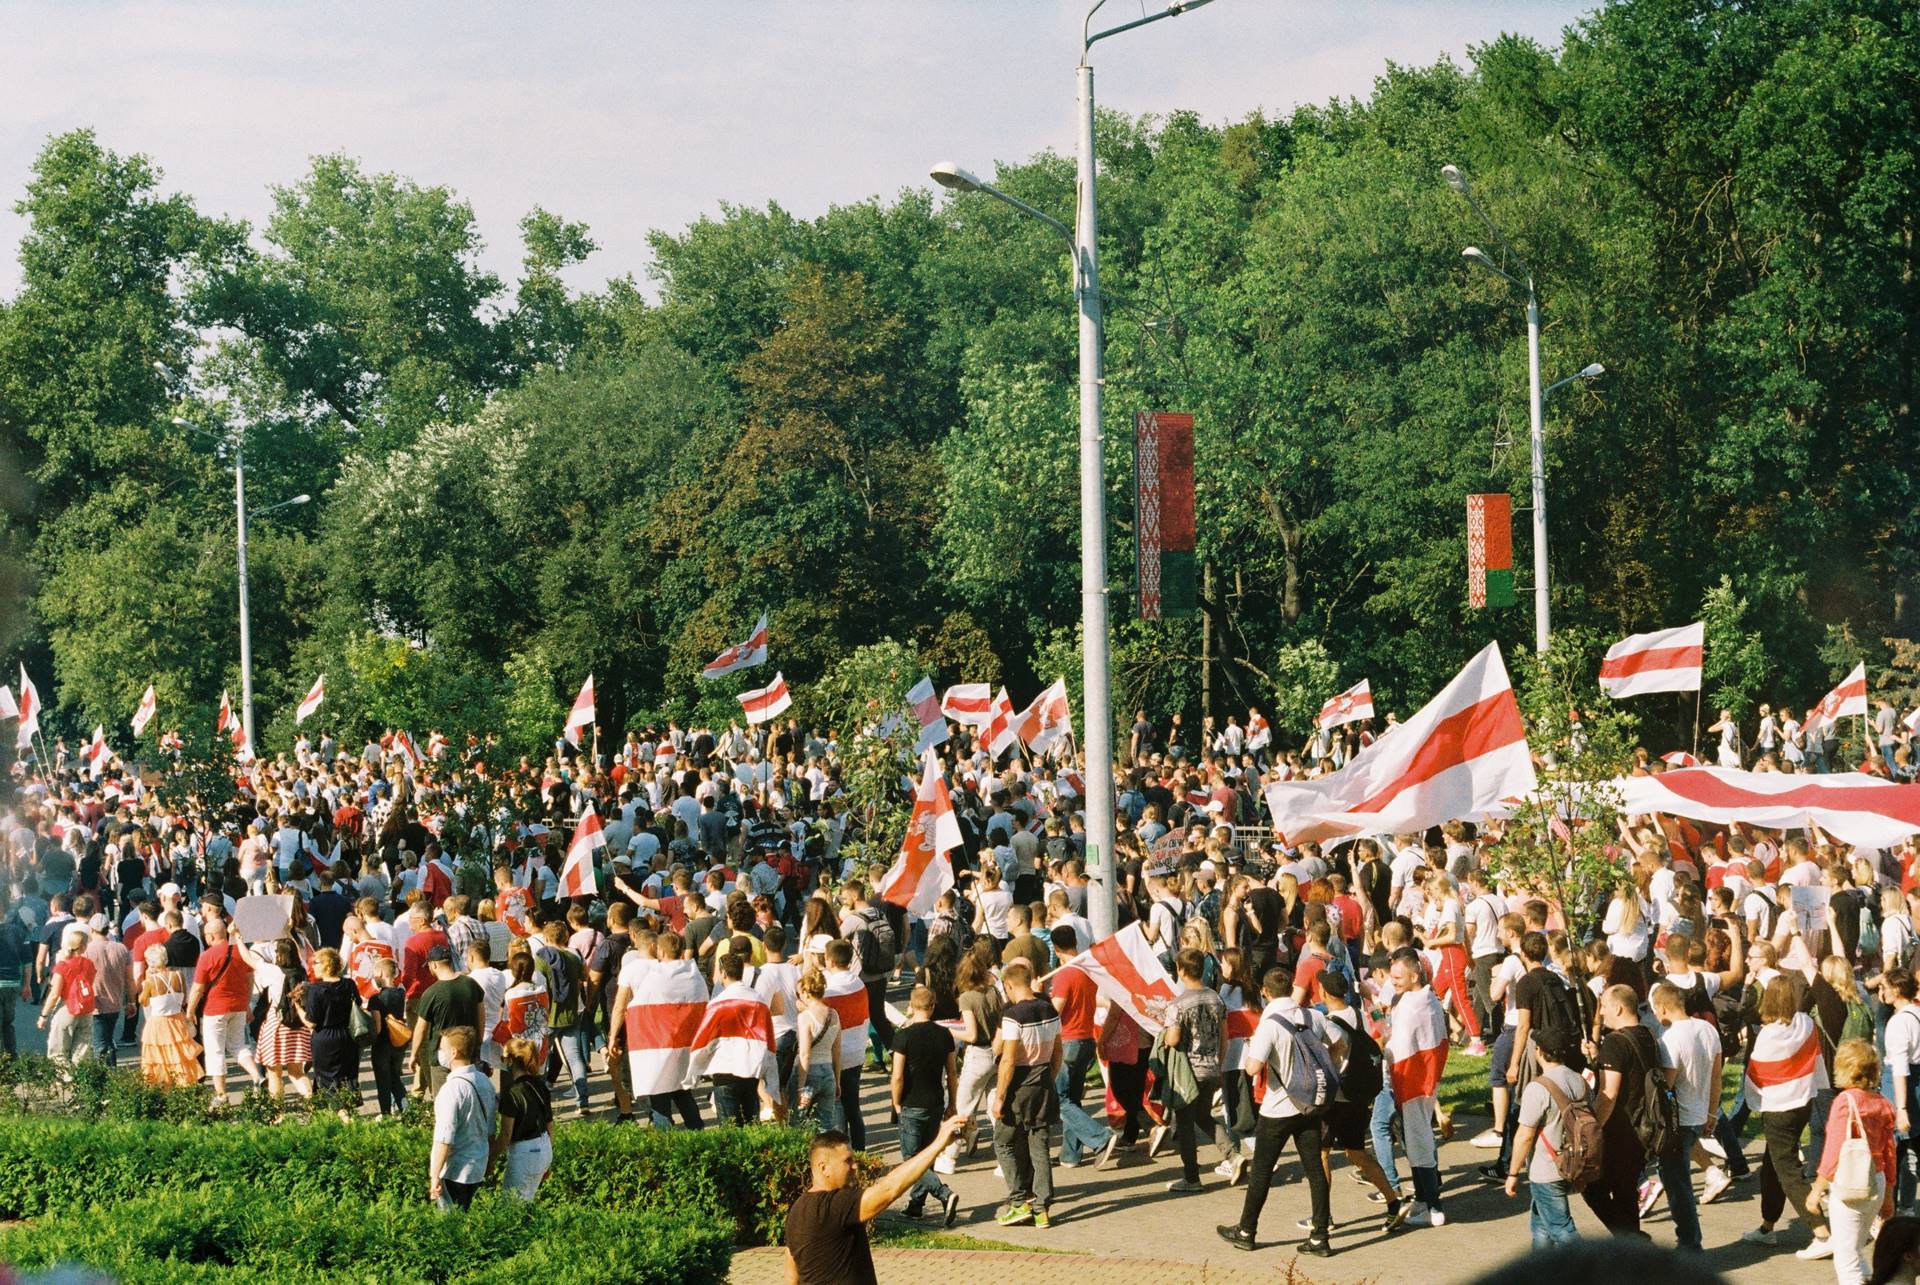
(1532, 969), (1589, 1072)
(1622, 1034), (1681, 1158)
(1333, 1011), (1384, 1104)
(853, 907), (897, 976)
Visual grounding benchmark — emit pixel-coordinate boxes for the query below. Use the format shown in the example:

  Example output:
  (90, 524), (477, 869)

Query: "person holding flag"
(561, 807), (604, 900)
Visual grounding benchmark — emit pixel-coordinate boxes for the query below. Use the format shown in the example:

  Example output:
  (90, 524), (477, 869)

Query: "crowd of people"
(5, 701), (1920, 1285)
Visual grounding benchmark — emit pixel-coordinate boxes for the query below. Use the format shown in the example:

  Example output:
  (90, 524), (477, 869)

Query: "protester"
(489, 1035), (554, 1201)
(428, 1025), (496, 1211)
(783, 1119), (966, 1285)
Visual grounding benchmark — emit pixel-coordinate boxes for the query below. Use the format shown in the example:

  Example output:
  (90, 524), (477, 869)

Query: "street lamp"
(1544, 363), (1605, 399)
(1445, 164), (1553, 654)
(931, 0), (1223, 944)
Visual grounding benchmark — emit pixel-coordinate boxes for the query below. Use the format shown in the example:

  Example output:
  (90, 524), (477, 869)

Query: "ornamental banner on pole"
(1466, 493), (1515, 608)
(1134, 411), (1196, 620)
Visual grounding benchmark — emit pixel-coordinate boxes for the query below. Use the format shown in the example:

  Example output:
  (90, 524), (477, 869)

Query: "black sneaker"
(1476, 1163), (1504, 1183)
(1216, 1224), (1257, 1252)
(943, 1191), (961, 1227)
(1300, 1236), (1335, 1257)
(1383, 1200), (1408, 1234)
(905, 1199), (926, 1219)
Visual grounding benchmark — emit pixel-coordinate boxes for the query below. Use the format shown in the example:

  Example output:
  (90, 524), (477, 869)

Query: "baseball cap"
(87, 913), (109, 932)
(158, 882), (182, 900)
(425, 945), (452, 964)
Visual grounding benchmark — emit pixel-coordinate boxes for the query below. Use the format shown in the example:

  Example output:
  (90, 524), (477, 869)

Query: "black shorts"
(1321, 1100), (1369, 1150)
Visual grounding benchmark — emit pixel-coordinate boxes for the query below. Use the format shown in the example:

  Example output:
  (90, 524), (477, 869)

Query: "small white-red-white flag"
(564, 673), (595, 747)
(1809, 662), (1868, 733)
(84, 725), (109, 779)
(904, 676), (948, 753)
(561, 807), (603, 897)
(737, 672), (792, 726)
(426, 731), (449, 759)
(1059, 922), (1179, 1034)
(16, 667), (41, 749)
(215, 689), (250, 761)
(941, 683), (992, 727)
(1014, 679), (1072, 756)
(984, 686), (1019, 759)
(1599, 622), (1704, 699)
(216, 689), (234, 736)
(160, 730), (184, 752)
(702, 613), (770, 681)
(1316, 679), (1374, 730)
(131, 684), (157, 736)
(391, 729), (421, 771)
(878, 752), (962, 916)
(295, 674), (325, 725)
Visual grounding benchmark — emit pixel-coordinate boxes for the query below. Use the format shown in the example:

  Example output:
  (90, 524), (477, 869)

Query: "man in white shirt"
(1649, 982), (1722, 1245)
(1884, 971), (1920, 1209)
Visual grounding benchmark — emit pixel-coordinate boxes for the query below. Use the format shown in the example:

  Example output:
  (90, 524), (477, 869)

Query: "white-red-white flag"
(822, 968), (871, 1070)
(702, 613), (770, 681)
(1264, 642), (1535, 844)
(391, 729), (421, 771)
(941, 683), (992, 727)
(215, 689), (251, 762)
(561, 807), (603, 897)
(1014, 679), (1072, 756)
(878, 752), (962, 916)
(1617, 765), (1920, 850)
(1316, 679), (1374, 730)
(1809, 663), (1869, 732)
(1659, 751), (1700, 767)
(623, 958), (710, 1095)
(1058, 922), (1179, 1035)
(984, 687), (1019, 759)
(1388, 986), (1450, 1105)
(1743, 1012), (1828, 1113)
(16, 667), (41, 749)
(216, 689), (233, 735)
(1599, 622), (1703, 699)
(564, 673), (595, 747)
(295, 674), (325, 725)
(131, 684), (157, 736)
(0, 685), (15, 722)
(687, 988), (778, 1090)
(426, 731), (449, 760)
(159, 730), (184, 752)
(84, 725), (109, 779)
(737, 672), (792, 726)
(904, 676), (948, 753)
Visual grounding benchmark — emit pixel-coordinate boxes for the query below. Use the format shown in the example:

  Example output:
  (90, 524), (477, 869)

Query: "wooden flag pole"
(1691, 687), (1703, 760)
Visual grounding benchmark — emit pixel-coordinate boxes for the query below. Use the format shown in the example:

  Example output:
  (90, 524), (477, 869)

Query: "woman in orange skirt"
(138, 944), (202, 1087)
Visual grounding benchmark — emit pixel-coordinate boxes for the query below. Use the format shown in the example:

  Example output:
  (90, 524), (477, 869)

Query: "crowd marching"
(6, 638), (1920, 1285)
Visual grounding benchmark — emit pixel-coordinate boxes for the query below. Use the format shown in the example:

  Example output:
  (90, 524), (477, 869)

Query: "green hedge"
(0, 1117), (813, 1246)
(0, 1187), (732, 1285)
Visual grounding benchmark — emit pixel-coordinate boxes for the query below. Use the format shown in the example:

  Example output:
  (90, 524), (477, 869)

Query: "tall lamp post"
(169, 401), (309, 749)
(932, 0), (1222, 943)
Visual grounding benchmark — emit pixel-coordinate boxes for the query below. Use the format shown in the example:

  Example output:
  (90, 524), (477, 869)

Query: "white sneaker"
(933, 1152), (956, 1176)
(1146, 1124), (1170, 1157)
(1402, 1202), (1433, 1228)
(1637, 1176), (1663, 1218)
(1701, 1166), (1732, 1205)
(1213, 1160), (1236, 1179)
(1796, 1238), (1835, 1261)
(1468, 1129), (1503, 1149)
(1429, 1208), (1448, 1227)
(1699, 1136), (1726, 1161)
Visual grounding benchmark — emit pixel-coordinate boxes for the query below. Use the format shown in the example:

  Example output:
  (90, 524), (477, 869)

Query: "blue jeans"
(1716, 1102), (1754, 1179)
(1531, 1178), (1579, 1247)
(1056, 1037), (1096, 1111)
(899, 1106), (952, 1204)
(1370, 1085), (1403, 1190)
(1660, 1123), (1703, 1250)
(710, 1074), (759, 1125)
(799, 1062), (843, 1132)
(1059, 1099), (1113, 1165)
(1805, 1087), (1834, 1181)
(551, 1027), (589, 1113)
(90, 1013), (121, 1068)
(1899, 1081), (1920, 1210)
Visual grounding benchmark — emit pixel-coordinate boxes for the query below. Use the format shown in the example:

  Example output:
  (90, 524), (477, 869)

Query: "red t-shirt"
(192, 943), (255, 1017)
(1051, 967), (1099, 1042)
(401, 928), (448, 1000)
(1331, 895), (1365, 941)
(129, 926), (170, 975)
(55, 956), (98, 1017)
(1294, 951), (1327, 1005)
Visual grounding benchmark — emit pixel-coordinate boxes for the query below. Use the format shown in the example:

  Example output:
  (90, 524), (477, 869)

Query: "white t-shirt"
(756, 959), (800, 1039)
(978, 888), (1013, 939)
(1603, 899), (1649, 961)
(1658, 1015), (1721, 1127)
(1389, 849), (1425, 891)
(1492, 954), (1526, 1027)
(1887, 1007), (1920, 1079)
(1663, 968), (1721, 999)
(1465, 896), (1503, 958)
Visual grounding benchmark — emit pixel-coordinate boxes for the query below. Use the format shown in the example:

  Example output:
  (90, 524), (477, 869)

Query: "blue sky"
(0, 1), (1594, 299)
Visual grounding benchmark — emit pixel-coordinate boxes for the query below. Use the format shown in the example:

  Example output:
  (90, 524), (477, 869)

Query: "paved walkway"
(728, 1247), (1277, 1285)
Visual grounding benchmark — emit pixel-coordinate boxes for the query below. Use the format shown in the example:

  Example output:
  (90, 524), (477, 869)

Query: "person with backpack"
(1882, 970), (1920, 1210)
(1161, 948), (1227, 1194)
(1804, 954), (1876, 1181)
(1504, 1025), (1596, 1247)
(839, 880), (897, 1053)
(531, 919), (590, 1116)
(1216, 962), (1341, 1257)
(1319, 970), (1406, 1230)
(1585, 983), (1669, 1236)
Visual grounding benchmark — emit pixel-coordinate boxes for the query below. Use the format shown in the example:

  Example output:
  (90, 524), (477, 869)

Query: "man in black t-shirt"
(1588, 983), (1660, 1235)
(1242, 884), (1284, 980)
(411, 947), (483, 1093)
(890, 987), (959, 1223)
(784, 1122), (964, 1285)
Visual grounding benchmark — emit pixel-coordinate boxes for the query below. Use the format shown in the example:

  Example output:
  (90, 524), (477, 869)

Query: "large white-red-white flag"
(903, 676), (948, 753)
(984, 687), (1019, 759)
(564, 673), (595, 747)
(822, 969), (871, 1070)
(737, 673), (792, 726)
(84, 726), (109, 779)
(702, 613), (769, 681)
(131, 684), (157, 737)
(687, 988), (778, 1093)
(624, 959), (710, 1095)
(295, 674), (326, 725)
(941, 683), (992, 727)
(878, 753), (962, 916)
(1809, 663), (1869, 733)
(1316, 679), (1374, 730)
(1264, 643), (1535, 844)
(1617, 766), (1920, 849)
(16, 667), (40, 749)
(1599, 622), (1703, 699)
(1388, 987), (1450, 1106)
(1058, 922), (1179, 1035)
(1743, 1012), (1828, 1113)
(390, 729), (421, 771)
(1014, 679), (1072, 756)
(561, 807), (603, 897)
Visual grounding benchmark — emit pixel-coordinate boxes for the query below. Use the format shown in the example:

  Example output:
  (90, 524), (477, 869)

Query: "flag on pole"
(1316, 679), (1374, 730)
(1466, 493), (1516, 608)
(131, 684), (157, 736)
(1014, 679), (1072, 756)
(84, 726), (109, 779)
(214, 690), (251, 762)
(295, 674), (326, 725)
(904, 677), (948, 753)
(561, 807), (603, 897)
(624, 959), (710, 1095)
(1058, 922), (1180, 1034)
(391, 729), (421, 771)
(16, 667), (40, 749)
(1264, 642), (1535, 844)
(941, 683), (992, 727)
(1742, 1011), (1828, 1113)
(216, 690), (233, 736)
(1388, 987), (1451, 1105)
(737, 673), (792, 726)
(0, 685), (15, 721)
(1809, 663), (1869, 733)
(879, 753), (962, 916)
(701, 612), (770, 681)
(984, 687), (1019, 760)
(564, 674), (595, 747)
(1598, 622), (1704, 698)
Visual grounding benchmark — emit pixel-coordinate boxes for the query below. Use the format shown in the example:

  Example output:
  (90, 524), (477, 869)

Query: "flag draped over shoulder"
(1387, 988), (1449, 1106)
(625, 959), (710, 1095)
(1743, 1012), (1827, 1113)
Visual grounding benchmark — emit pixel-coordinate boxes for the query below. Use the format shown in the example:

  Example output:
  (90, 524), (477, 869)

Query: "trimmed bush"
(0, 1187), (732, 1284)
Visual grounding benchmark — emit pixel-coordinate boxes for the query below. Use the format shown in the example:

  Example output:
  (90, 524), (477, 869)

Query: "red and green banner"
(1466, 493), (1515, 608)
(1135, 411), (1196, 619)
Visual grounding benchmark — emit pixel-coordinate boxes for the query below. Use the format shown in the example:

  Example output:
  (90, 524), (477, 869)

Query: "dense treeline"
(1, 0), (1914, 757)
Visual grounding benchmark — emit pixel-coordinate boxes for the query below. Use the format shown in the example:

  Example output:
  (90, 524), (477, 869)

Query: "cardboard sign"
(233, 893), (294, 944)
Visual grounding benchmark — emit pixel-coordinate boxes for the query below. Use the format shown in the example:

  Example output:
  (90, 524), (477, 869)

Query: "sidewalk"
(728, 1247), (1282, 1285)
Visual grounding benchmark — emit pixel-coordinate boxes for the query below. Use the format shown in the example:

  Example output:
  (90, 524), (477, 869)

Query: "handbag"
(1162, 1043), (1201, 1109)
(348, 999), (376, 1047)
(383, 1013), (412, 1048)
(1831, 1093), (1875, 1202)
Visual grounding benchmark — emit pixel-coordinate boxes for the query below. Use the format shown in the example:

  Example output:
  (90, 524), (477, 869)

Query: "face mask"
(437, 1048), (453, 1070)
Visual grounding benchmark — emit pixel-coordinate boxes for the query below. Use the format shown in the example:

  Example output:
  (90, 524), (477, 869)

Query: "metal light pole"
(933, 0), (1221, 943)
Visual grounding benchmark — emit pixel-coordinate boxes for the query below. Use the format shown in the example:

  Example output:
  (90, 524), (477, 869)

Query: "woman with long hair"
(799, 896), (839, 970)
(918, 933), (962, 1022)
(973, 863), (1013, 960)
(1214, 946), (1257, 1179)
(1424, 874), (1484, 1054)
(247, 937), (313, 1102)
(1740, 976), (1831, 1257)
(942, 950), (1003, 1167)
(490, 1036), (555, 1201)
(1810, 1039), (1895, 1282)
